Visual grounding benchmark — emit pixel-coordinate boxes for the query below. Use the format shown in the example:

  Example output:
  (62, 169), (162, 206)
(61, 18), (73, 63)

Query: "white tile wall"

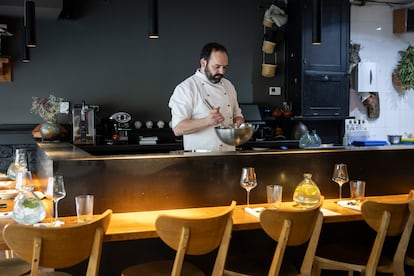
(350, 4), (414, 139)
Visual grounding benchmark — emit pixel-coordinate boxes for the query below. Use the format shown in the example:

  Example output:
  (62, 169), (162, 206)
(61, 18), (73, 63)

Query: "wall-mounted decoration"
(261, 3), (287, 78)
(0, 57), (12, 82)
(0, 24), (13, 82)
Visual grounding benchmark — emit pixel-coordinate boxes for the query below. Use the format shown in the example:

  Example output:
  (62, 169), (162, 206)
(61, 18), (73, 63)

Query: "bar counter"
(104, 194), (410, 242)
(35, 142), (414, 217)
(0, 194), (409, 244)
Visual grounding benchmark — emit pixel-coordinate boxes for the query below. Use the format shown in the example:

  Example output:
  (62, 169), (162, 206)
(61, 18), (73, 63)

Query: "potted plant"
(31, 94), (66, 139)
(393, 45), (414, 91)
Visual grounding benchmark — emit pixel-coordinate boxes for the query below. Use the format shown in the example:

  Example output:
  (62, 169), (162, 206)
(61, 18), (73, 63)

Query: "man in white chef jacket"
(169, 42), (244, 152)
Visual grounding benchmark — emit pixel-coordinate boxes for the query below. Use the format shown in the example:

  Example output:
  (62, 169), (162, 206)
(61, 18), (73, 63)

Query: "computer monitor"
(239, 103), (265, 125)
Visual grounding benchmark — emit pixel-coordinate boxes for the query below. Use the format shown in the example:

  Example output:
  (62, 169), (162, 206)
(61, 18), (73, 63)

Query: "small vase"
(40, 121), (61, 139)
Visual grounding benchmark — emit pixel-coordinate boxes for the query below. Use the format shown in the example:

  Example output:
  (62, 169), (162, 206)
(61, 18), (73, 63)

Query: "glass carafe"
(12, 170), (46, 224)
(7, 149), (27, 180)
(293, 173), (321, 208)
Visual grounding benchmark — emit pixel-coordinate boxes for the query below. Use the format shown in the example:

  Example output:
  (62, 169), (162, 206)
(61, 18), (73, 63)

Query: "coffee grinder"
(72, 101), (99, 145)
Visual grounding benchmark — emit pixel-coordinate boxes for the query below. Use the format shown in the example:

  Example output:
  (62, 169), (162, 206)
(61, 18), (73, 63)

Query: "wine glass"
(332, 163), (349, 201)
(52, 175), (66, 225)
(240, 167), (257, 207)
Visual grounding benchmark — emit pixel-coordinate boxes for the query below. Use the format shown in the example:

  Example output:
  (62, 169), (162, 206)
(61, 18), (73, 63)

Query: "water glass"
(266, 185), (283, 208)
(75, 195), (94, 222)
(350, 180), (366, 201)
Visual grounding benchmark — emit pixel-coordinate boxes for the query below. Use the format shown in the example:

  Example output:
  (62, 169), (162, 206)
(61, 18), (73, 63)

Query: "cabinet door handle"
(370, 70), (372, 85)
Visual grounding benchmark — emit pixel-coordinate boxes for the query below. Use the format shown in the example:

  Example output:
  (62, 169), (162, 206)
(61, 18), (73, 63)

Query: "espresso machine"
(72, 101), (99, 145)
(107, 111), (132, 143)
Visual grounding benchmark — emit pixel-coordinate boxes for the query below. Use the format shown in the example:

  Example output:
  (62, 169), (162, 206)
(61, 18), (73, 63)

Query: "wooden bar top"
(103, 194), (410, 242)
(0, 194), (410, 246)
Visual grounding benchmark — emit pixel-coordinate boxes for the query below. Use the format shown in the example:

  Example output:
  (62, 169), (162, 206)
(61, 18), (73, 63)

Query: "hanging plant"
(393, 45), (414, 91)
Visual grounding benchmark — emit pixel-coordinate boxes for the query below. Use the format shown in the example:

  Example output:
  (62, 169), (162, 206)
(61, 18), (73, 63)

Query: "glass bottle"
(6, 149), (27, 180)
(293, 173), (321, 208)
(12, 169), (46, 225)
(309, 130), (322, 147)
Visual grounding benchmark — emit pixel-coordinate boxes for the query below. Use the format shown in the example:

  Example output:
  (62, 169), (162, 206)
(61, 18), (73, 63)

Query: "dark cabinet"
(286, 0), (350, 118)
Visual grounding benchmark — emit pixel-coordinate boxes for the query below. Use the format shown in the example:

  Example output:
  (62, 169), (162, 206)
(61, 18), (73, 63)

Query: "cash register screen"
(239, 104), (265, 124)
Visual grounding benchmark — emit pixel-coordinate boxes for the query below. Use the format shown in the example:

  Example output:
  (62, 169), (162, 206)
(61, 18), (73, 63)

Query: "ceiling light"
(24, 0), (36, 47)
(148, 0), (159, 39)
(312, 0), (322, 45)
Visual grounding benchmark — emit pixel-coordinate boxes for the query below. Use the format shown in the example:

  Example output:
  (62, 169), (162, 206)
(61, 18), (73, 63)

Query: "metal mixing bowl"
(215, 123), (253, 146)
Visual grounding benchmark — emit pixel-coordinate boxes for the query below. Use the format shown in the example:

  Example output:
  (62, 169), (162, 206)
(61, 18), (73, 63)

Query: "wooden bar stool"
(404, 192), (414, 270)
(2, 209), (112, 276)
(224, 197), (324, 276)
(122, 201), (236, 276)
(313, 197), (411, 276)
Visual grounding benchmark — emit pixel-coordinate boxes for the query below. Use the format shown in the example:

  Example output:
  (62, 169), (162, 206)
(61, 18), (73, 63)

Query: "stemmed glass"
(51, 175), (66, 225)
(332, 163), (349, 201)
(240, 167), (257, 207)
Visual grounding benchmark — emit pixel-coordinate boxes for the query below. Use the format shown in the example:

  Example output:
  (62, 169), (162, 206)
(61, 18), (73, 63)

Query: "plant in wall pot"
(31, 94), (66, 140)
(393, 45), (414, 91)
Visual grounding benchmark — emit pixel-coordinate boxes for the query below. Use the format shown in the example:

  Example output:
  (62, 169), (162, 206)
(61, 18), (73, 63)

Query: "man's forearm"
(173, 118), (210, 136)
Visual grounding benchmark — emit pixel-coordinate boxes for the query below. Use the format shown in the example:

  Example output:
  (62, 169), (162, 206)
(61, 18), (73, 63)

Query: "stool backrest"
(361, 200), (409, 275)
(362, 201), (409, 236)
(3, 209), (112, 276)
(259, 197), (324, 276)
(155, 201), (236, 276)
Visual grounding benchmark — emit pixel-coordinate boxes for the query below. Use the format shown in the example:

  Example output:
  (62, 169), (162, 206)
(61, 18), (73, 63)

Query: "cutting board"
(352, 140), (388, 146)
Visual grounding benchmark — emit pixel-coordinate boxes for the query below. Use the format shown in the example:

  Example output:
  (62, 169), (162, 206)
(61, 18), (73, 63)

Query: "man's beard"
(205, 65), (223, 84)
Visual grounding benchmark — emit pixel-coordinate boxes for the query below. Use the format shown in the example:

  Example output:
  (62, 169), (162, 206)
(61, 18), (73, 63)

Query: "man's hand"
(206, 107), (224, 126)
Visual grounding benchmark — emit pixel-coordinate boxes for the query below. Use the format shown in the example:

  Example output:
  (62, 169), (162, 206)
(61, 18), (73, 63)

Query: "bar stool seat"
(0, 257), (31, 275)
(122, 260), (205, 276)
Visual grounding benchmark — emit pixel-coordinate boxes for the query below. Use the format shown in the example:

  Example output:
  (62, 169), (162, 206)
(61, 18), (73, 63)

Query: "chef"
(168, 42), (244, 152)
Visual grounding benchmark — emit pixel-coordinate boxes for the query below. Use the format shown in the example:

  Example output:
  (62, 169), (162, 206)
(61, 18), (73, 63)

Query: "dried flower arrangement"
(31, 94), (63, 123)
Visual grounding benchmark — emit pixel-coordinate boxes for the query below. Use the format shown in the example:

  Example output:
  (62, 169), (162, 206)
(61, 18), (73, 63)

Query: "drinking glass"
(51, 175), (66, 225)
(332, 163), (349, 201)
(240, 167), (257, 206)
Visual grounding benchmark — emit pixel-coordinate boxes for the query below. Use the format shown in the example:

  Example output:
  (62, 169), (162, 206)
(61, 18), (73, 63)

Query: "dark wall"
(0, 0), (286, 126)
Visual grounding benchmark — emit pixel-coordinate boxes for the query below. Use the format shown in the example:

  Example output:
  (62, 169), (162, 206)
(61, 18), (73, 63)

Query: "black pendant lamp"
(22, 31), (30, 62)
(148, 0), (159, 39)
(312, 0), (321, 45)
(23, 46), (31, 62)
(24, 0), (36, 47)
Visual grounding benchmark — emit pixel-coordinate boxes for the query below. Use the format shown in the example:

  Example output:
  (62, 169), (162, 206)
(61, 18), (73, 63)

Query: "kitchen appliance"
(72, 101), (99, 145)
(109, 112), (132, 143)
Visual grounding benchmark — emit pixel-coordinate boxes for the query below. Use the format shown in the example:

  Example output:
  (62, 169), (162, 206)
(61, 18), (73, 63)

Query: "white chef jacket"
(169, 70), (243, 152)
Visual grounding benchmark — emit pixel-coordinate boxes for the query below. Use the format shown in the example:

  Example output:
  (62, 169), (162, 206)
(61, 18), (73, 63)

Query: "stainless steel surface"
(387, 135), (402, 145)
(214, 124), (254, 146)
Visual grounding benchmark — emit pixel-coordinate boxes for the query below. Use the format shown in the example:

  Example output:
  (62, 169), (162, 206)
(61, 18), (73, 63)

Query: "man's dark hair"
(200, 42), (228, 62)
